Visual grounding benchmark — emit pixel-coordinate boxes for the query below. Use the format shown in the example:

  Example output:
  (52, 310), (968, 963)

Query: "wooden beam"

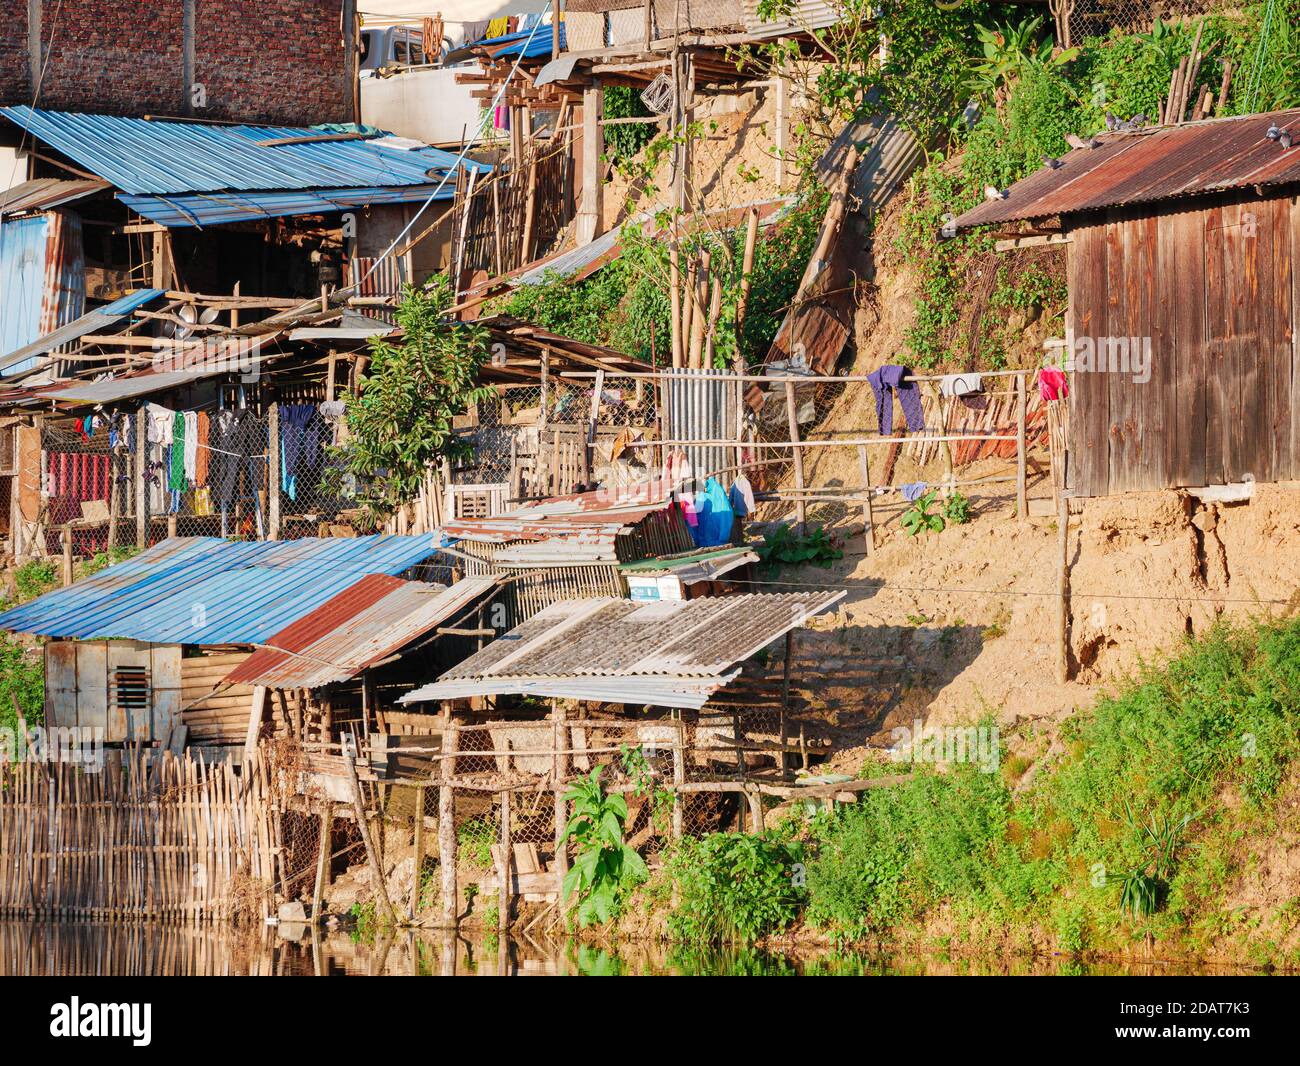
(576, 85), (603, 245)
(993, 233), (1071, 253)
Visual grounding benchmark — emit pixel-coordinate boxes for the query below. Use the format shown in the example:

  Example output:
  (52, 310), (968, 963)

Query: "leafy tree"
(341, 278), (494, 523)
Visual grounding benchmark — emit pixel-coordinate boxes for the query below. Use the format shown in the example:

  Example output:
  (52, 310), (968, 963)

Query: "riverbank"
(418, 615), (1300, 972)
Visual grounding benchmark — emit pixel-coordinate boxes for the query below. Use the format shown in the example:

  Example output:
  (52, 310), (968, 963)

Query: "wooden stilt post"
(552, 700), (568, 894)
(312, 805), (330, 919)
(497, 790), (512, 931)
(577, 86), (603, 245)
(409, 787), (425, 920)
(242, 686), (266, 764)
(344, 738), (397, 928)
(61, 527), (72, 586)
(438, 720), (458, 927)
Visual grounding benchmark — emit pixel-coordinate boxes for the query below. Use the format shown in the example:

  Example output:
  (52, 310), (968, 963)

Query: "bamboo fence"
(0, 749), (282, 923)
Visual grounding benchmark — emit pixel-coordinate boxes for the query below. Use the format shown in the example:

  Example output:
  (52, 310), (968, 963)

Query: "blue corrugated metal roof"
(1, 108), (491, 197)
(118, 183), (458, 228)
(0, 535), (441, 645)
(479, 24), (563, 59)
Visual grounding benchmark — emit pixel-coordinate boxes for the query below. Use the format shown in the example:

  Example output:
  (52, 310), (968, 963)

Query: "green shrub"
(665, 832), (806, 943)
(0, 633), (44, 734)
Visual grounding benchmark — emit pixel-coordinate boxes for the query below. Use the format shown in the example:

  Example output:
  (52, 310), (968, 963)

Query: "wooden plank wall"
(1066, 191), (1298, 496)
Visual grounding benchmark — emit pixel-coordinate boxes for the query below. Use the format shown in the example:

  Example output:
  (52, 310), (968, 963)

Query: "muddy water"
(0, 921), (1251, 975)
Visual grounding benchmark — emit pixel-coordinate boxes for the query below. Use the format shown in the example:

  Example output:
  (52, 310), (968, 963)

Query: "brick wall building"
(0, 0), (355, 126)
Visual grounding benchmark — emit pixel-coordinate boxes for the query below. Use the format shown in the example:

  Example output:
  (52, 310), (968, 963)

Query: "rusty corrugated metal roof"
(0, 177), (110, 216)
(952, 109), (1300, 231)
(224, 574), (498, 689)
(399, 591), (844, 709)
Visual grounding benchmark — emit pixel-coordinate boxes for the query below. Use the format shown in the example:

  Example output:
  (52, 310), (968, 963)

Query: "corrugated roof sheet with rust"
(952, 109), (1300, 231)
(223, 574), (498, 689)
(0, 535), (441, 644)
(399, 591), (844, 709)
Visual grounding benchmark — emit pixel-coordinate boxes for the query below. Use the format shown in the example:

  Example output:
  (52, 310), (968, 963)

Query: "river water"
(0, 920), (1248, 975)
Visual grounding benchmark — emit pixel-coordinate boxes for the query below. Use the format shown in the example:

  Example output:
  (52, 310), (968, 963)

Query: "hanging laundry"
(1039, 366), (1069, 402)
(900, 482), (929, 502)
(169, 412), (188, 493)
(145, 403), (175, 445)
(209, 409), (240, 509)
(183, 411), (198, 484)
(280, 404), (326, 504)
(691, 477), (735, 548)
(194, 411), (210, 487)
(867, 365), (925, 434)
(729, 474), (756, 517)
(938, 372), (983, 398)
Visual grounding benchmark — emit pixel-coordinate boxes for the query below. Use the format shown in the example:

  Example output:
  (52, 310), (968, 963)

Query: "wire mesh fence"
(448, 375), (659, 512)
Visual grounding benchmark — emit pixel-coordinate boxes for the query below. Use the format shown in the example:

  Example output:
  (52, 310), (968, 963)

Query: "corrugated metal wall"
(0, 209), (84, 376)
(663, 368), (744, 486)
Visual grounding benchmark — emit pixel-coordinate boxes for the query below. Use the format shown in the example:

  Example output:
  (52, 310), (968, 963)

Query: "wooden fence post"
(267, 401), (280, 540)
(1057, 495), (1071, 684)
(1016, 371), (1028, 520)
(61, 527), (72, 586)
(856, 445), (874, 554)
(784, 381), (807, 533)
(672, 715), (686, 839)
(135, 406), (147, 549)
(438, 721), (458, 928)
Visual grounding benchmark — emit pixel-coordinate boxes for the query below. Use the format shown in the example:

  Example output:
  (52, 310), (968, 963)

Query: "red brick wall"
(0, 0), (350, 126)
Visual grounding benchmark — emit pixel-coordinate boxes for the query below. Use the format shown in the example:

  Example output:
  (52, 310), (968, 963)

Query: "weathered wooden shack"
(952, 109), (1300, 498)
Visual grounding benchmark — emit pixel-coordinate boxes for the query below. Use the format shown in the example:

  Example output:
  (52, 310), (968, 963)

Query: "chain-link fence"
(448, 375), (659, 512)
(1061, 0), (1222, 47)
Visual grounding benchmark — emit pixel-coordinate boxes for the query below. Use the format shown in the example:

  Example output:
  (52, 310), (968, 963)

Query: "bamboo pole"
(734, 206), (759, 371)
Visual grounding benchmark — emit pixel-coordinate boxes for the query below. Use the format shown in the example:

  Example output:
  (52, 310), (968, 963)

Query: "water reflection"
(0, 921), (1248, 976)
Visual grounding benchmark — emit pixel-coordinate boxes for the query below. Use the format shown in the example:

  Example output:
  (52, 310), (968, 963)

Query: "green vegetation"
(887, 3), (1300, 370)
(75, 543), (140, 581)
(493, 194), (825, 368)
(645, 618), (1300, 962)
(664, 832), (806, 943)
(561, 768), (648, 928)
(602, 86), (656, 162)
(340, 278), (494, 525)
(0, 633), (44, 735)
(754, 522), (843, 574)
(901, 489), (946, 536)
(457, 815), (497, 869)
